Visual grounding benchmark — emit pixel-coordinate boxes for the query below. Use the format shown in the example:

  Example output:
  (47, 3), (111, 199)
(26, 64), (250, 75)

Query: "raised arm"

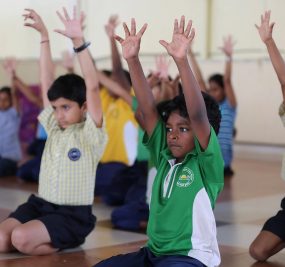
(105, 15), (131, 90)
(256, 10), (285, 102)
(220, 35), (237, 107)
(61, 50), (75, 74)
(160, 16), (210, 149)
(188, 47), (207, 92)
(23, 9), (54, 108)
(55, 7), (103, 127)
(115, 19), (158, 136)
(3, 58), (42, 108)
(97, 71), (133, 106)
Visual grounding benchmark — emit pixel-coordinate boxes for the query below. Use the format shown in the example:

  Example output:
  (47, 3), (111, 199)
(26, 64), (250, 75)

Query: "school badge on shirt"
(177, 167), (194, 188)
(68, 148), (81, 161)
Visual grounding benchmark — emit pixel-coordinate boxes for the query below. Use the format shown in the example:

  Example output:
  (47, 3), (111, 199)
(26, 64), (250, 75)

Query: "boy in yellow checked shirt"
(0, 7), (107, 255)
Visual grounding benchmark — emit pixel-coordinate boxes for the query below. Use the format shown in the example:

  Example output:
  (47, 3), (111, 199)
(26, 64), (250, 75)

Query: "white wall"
(0, 0), (285, 145)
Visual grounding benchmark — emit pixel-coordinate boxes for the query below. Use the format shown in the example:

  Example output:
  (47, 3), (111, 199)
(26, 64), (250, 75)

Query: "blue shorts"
(9, 194), (96, 249)
(94, 247), (206, 267)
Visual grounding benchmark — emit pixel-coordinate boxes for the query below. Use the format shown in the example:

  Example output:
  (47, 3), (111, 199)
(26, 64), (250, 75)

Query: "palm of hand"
(167, 34), (189, 59)
(122, 36), (140, 59)
(64, 21), (82, 39)
(259, 25), (271, 43)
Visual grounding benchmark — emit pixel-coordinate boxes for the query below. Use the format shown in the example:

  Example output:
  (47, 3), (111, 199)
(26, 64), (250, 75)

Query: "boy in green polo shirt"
(95, 16), (224, 267)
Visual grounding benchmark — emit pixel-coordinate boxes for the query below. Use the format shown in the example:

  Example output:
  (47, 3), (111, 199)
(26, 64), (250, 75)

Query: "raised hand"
(54, 7), (84, 41)
(219, 35), (235, 58)
(114, 18), (147, 60)
(255, 10), (275, 44)
(105, 15), (119, 38)
(23, 9), (48, 36)
(159, 16), (195, 60)
(3, 57), (17, 78)
(155, 55), (171, 80)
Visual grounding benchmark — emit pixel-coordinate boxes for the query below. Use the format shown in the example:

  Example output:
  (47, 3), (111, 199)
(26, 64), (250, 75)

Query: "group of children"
(0, 6), (283, 267)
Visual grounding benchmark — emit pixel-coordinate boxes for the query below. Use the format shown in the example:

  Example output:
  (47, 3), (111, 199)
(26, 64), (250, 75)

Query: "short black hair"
(0, 86), (12, 98)
(208, 73), (224, 89)
(47, 74), (86, 107)
(157, 92), (221, 134)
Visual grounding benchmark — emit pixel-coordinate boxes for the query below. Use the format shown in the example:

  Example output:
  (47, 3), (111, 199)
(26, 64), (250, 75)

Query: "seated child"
(0, 86), (21, 177)
(0, 7), (107, 255)
(95, 15), (224, 267)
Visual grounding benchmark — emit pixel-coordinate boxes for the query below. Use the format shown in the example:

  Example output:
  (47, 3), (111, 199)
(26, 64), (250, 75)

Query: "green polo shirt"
(143, 119), (224, 267)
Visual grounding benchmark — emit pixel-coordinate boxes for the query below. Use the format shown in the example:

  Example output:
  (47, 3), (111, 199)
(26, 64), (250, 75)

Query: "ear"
(81, 101), (87, 113)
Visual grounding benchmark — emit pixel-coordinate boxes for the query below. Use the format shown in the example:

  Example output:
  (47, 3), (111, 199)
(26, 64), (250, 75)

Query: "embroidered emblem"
(177, 167), (194, 187)
(68, 148), (81, 161)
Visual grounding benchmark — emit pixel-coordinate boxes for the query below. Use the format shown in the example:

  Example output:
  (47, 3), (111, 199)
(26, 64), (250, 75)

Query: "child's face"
(207, 81), (225, 103)
(0, 92), (12, 110)
(51, 97), (86, 129)
(166, 111), (194, 163)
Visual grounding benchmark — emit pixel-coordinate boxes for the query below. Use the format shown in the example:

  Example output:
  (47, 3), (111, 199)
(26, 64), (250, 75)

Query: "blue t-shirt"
(218, 99), (236, 167)
(36, 123), (47, 140)
(0, 107), (21, 161)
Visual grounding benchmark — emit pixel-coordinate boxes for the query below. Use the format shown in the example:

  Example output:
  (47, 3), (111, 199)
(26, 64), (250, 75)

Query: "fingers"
(173, 19), (178, 34)
(73, 6), (77, 20)
(179, 16), (185, 34)
(54, 29), (67, 37)
(63, 7), (71, 21)
(188, 28), (195, 41)
(114, 34), (124, 44)
(123, 22), (130, 38)
(130, 18), (136, 35)
(56, 10), (66, 24)
(137, 23), (147, 38)
(159, 40), (169, 49)
(184, 20), (193, 36)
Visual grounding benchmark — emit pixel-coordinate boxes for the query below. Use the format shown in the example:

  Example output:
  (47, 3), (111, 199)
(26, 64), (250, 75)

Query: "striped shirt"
(38, 106), (107, 205)
(218, 99), (237, 167)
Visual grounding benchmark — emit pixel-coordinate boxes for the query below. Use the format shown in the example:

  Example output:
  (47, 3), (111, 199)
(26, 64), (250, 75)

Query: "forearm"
(13, 77), (42, 107)
(111, 38), (123, 72)
(73, 39), (99, 91)
(97, 71), (132, 106)
(126, 57), (156, 116)
(110, 38), (131, 89)
(224, 57), (237, 107)
(40, 31), (54, 107)
(188, 50), (207, 91)
(266, 39), (285, 90)
(175, 57), (208, 123)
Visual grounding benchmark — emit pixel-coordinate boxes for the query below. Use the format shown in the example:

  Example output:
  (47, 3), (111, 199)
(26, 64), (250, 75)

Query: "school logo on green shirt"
(177, 167), (194, 188)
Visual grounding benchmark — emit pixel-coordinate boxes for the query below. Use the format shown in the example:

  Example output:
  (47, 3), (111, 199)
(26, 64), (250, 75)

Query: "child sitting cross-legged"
(94, 15), (224, 267)
(0, 7), (107, 255)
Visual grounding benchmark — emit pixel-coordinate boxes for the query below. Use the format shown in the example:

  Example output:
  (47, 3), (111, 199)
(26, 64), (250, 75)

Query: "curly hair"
(157, 91), (221, 134)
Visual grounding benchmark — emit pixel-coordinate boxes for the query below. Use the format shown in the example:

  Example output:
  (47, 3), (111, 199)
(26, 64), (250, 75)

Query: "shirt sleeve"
(132, 96), (138, 112)
(279, 102), (285, 127)
(194, 127), (224, 206)
(142, 119), (167, 167)
(38, 106), (56, 135)
(83, 113), (108, 159)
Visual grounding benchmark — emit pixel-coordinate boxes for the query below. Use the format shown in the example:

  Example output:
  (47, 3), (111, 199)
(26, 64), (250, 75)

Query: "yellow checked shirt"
(279, 102), (285, 181)
(38, 106), (107, 205)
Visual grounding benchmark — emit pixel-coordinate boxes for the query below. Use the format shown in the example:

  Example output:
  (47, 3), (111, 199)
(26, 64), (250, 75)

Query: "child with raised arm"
(189, 37), (237, 178)
(249, 10), (285, 262)
(0, 7), (107, 256)
(95, 16), (223, 267)
(0, 81), (21, 177)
